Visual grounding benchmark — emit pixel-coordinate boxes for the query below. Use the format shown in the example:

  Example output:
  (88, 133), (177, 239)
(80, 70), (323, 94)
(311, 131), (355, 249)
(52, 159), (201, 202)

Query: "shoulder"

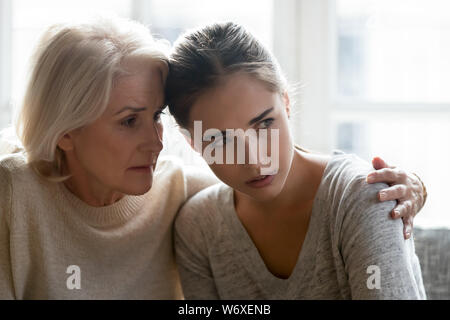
(320, 151), (398, 242)
(174, 183), (230, 239)
(0, 152), (54, 195)
(322, 150), (372, 189)
(155, 156), (218, 189)
(154, 155), (185, 177)
(0, 152), (28, 171)
(0, 152), (57, 196)
(318, 150), (397, 231)
(151, 156), (188, 195)
(321, 150), (392, 209)
(0, 153), (37, 223)
(0, 152), (35, 185)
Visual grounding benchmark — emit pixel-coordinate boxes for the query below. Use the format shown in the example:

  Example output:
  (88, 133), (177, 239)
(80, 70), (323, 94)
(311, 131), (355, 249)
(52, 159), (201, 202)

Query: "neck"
(236, 148), (322, 214)
(62, 157), (124, 207)
(63, 179), (124, 207)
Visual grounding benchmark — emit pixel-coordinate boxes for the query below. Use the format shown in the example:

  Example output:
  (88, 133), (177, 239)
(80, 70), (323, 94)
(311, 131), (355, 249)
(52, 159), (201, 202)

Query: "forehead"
(189, 73), (281, 130)
(108, 62), (165, 112)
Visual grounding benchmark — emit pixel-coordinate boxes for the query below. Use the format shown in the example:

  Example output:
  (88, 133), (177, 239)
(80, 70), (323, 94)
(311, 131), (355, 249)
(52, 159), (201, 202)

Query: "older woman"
(0, 17), (426, 299)
(0, 17), (218, 299)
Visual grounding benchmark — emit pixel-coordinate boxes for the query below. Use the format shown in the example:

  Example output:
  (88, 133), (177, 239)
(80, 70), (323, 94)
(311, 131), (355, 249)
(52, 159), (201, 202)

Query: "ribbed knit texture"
(0, 152), (217, 299)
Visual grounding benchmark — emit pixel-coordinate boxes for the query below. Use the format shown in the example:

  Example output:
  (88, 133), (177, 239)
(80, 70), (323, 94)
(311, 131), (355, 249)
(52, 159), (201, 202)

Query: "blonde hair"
(16, 16), (169, 182)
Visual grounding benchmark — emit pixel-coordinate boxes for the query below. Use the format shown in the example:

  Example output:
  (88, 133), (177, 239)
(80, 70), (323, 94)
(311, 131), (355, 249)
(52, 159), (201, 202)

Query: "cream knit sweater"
(0, 152), (218, 299)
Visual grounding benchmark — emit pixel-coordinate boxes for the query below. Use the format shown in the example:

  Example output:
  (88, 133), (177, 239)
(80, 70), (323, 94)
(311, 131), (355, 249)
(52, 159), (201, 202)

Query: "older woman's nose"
(152, 121), (164, 151)
(139, 120), (164, 153)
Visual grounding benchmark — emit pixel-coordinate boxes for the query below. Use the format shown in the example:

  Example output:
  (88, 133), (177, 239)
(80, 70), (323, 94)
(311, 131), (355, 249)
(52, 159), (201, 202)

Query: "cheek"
(209, 164), (239, 185)
(75, 128), (133, 173)
(269, 121), (293, 171)
(267, 120), (293, 151)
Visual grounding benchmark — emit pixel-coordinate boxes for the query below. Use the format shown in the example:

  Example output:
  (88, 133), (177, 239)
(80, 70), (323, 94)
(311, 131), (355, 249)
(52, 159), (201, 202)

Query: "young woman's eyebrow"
(248, 107), (274, 126)
(115, 106), (147, 115)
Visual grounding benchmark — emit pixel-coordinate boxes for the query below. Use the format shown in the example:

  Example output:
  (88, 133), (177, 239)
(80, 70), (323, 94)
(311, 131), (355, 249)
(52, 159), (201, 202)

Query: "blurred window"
(335, 0), (450, 228)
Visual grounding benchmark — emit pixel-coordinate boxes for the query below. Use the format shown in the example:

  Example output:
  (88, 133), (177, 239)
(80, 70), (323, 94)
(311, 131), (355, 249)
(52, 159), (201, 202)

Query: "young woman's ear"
(282, 91), (291, 119)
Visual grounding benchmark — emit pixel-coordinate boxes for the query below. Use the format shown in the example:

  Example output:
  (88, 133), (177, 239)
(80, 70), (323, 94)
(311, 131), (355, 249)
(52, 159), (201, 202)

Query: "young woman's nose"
(243, 136), (274, 174)
(243, 138), (264, 167)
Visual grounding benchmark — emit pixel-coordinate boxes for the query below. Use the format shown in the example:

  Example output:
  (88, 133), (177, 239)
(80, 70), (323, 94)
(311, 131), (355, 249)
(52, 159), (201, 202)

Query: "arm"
(0, 166), (16, 299)
(367, 157), (427, 239)
(340, 176), (426, 299)
(174, 200), (220, 300)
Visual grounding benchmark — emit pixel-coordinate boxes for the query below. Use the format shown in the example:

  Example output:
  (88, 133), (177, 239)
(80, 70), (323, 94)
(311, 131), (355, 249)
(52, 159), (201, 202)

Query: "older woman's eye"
(258, 118), (275, 129)
(121, 116), (137, 128)
(154, 110), (166, 122)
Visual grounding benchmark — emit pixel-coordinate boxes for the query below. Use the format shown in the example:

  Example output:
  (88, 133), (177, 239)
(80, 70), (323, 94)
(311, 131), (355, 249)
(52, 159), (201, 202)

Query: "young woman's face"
(188, 72), (295, 201)
(62, 60), (166, 197)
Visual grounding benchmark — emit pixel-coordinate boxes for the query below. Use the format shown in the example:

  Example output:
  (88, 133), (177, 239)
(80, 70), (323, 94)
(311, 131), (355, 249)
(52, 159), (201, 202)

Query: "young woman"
(166, 22), (427, 299)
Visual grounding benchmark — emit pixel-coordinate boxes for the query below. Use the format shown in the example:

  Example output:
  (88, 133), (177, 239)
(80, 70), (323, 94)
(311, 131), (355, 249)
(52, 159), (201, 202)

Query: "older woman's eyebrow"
(248, 107), (274, 125)
(115, 106), (147, 115)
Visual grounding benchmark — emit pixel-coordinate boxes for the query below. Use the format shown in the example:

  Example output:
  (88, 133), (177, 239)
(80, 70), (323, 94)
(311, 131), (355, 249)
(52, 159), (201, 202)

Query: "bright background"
(0, 0), (448, 228)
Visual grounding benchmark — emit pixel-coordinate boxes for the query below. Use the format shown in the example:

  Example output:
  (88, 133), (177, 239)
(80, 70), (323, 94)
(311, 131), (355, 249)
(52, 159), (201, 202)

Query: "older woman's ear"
(57, 133), (75, 152)
(282, 91), (291, 119)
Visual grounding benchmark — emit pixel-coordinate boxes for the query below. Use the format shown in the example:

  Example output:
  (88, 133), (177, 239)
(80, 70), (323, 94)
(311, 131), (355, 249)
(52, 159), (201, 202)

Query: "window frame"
(331, 0), (450, 110)
(285, 0), (450, 228)
(278, 0), (450, 153)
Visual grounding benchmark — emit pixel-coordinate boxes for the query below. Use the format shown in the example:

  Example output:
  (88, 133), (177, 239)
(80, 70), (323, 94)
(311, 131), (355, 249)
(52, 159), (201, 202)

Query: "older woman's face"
(63, 60), (165, 199)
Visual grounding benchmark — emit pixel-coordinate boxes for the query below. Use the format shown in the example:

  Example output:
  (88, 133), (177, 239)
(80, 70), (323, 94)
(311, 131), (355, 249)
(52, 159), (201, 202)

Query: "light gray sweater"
(0, 152), (218, 299)
(174, 151), (427, 299)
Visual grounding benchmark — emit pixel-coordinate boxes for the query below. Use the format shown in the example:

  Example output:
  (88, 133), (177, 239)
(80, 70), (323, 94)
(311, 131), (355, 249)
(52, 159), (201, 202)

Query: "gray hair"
(16, 16), (169, 181)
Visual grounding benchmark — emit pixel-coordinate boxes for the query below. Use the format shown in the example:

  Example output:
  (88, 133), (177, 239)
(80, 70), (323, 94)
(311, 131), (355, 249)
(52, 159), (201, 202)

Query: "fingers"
(378, 185), (408, 202)
(391, 200), (414, 218)
(372, 156), (396, 170)
(393, 201), (415, 239)
(401, 216), (414, 240)
(372, 157), (389, 170)
(366, 167), (408, 184)
(391, 201), (417, 240)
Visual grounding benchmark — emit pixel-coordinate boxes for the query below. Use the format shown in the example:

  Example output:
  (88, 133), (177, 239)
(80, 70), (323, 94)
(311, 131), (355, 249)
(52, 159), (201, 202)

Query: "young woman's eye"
(121, 116), (137, 128)
(258, 118), (275, 129)
(212, 135), (230, 148)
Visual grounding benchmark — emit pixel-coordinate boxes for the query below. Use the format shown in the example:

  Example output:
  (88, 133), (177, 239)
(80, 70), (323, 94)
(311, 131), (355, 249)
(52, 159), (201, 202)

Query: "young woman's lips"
(245, 174), (275, 188)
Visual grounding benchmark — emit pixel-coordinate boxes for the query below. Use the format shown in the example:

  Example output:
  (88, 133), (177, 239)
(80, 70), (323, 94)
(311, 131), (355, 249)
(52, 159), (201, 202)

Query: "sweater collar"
(57, 182), (147, 228)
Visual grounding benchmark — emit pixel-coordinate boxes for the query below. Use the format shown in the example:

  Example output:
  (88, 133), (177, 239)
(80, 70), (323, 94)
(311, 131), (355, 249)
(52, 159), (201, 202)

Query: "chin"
(243, 185), (282, 202)
(123, 179), (153, 196)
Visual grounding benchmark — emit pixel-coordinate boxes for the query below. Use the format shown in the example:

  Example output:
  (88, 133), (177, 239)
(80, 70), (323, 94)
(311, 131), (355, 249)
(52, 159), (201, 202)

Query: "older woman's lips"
(129, 166), (152, 173)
